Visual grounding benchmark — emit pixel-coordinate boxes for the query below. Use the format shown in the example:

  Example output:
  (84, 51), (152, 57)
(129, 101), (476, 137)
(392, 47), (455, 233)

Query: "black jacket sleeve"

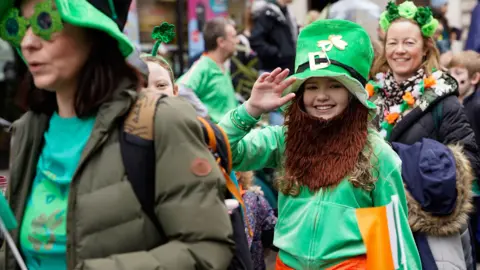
(438, 95), (480, 177)
(249, 12), (280, 59)
(467, 99), (480, 148)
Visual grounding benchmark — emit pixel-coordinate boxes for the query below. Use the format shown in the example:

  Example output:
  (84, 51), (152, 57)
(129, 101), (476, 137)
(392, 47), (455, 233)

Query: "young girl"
(219, 19), (421, 269)
(236, 171), (277, 270)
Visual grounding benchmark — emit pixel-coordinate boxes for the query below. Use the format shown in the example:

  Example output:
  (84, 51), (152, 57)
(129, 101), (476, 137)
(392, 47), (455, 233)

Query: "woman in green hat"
(219, 19), (422, 269)
(0, 0), (234, 269)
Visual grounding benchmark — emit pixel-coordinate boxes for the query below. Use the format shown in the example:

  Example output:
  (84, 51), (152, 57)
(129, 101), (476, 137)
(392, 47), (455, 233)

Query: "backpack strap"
(123, 90), (165, 140)
(197, 117), (217, 152)
(197, 116), (253, 237)
(121, 90), (167, 240)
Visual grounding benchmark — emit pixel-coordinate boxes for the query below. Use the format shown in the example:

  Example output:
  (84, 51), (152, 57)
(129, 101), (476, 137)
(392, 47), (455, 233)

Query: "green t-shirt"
(20, 112), (95, 270)
(177, 56), (238, 123)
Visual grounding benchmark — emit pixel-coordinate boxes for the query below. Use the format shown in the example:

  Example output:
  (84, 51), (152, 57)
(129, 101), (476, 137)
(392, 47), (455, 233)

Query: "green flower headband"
(379, 1), (439, 37)
(0, 0), (63, 47)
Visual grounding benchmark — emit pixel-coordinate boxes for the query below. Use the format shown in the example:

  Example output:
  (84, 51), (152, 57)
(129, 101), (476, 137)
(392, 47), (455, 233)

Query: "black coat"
(249, 1), (297, 73)
(379, 73), (480, 178)
(463, 90), (480, 147)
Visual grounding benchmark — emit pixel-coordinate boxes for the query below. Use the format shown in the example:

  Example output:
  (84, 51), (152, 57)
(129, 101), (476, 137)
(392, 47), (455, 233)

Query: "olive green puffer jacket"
(0, 81), (234, 270)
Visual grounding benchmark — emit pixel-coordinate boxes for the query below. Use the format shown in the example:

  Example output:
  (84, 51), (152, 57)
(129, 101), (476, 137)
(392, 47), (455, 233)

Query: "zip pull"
(107, 0), (118, 20)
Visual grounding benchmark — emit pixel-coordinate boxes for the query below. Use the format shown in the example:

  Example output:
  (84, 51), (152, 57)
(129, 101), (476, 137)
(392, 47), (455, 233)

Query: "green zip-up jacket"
(219, 104), (422, 269)
(0, 81), (234, 270)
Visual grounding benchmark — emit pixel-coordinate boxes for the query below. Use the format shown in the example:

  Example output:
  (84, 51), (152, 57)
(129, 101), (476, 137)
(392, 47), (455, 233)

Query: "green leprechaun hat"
(0, 0), (135, 58)
(284, 19), (376, 113)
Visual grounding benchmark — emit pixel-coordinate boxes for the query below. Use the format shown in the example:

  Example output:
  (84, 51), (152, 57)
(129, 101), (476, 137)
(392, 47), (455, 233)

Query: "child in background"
(447, 50), (480, 263)
(140, 54), (178, 97)
(446, 50), (480, 145)
(236, 171), (277, 270)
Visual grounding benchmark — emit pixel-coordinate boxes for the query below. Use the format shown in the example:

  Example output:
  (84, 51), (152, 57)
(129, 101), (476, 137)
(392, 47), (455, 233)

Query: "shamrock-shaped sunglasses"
(0, 0), (63, 47)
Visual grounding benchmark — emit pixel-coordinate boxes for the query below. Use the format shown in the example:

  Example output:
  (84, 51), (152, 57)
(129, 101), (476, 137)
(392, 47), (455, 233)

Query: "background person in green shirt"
(178, 17), (239, 123)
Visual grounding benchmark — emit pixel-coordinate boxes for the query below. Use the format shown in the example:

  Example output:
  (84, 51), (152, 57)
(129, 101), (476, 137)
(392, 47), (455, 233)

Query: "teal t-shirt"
(177, 56), (239, 123)
(20, 112), (95, 270)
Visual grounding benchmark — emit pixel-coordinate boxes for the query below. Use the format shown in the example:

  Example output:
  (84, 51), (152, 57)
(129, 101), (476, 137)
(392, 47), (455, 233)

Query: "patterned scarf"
(283, 97), (369, 192)
(381, 69), (426, 109)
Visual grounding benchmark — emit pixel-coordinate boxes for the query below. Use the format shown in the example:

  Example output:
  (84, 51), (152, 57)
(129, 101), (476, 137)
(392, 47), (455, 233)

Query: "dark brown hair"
(17, 29), (142, 118)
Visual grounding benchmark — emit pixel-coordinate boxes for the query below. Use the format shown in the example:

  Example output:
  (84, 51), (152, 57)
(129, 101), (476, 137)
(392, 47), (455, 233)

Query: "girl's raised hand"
(245, 68), (296, 118)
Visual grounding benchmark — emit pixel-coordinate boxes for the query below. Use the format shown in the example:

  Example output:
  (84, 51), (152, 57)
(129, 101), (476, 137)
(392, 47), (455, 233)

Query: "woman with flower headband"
(369, 1), (480, 269)
(220, 19), (422, 270)
(0, 0), (235, 269)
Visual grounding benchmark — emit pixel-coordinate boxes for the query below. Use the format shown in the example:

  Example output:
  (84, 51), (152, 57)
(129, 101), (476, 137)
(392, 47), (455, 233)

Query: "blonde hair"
(236, 171), (254, 190)
(371, 18), (441, 76)
(447, 50), (480, 77)
(370, 40), (384, 79)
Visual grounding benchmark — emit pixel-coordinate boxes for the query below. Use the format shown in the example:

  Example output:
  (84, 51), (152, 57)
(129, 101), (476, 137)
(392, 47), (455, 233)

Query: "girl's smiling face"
(302, 77), (350, 120)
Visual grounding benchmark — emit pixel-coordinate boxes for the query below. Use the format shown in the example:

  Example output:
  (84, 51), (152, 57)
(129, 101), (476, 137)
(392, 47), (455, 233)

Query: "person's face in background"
(439, 3), (448, 15)
(449, 66), (480, 99)
(145, 61), (178, 97)
(218, 24), (238, 59)
(385, 20), (425, 83)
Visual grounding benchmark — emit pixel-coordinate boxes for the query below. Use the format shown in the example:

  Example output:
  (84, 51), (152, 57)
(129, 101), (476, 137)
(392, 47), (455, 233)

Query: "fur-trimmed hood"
(406, 144), (474, 236)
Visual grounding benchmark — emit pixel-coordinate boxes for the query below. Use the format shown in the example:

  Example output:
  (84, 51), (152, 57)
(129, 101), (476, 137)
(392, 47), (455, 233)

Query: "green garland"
(379, 1), (439, 37)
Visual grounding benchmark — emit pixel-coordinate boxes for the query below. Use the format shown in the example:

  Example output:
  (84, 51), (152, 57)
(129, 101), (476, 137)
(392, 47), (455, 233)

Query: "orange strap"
(197, 117), (217, 152)
(197, 117), (252, 237)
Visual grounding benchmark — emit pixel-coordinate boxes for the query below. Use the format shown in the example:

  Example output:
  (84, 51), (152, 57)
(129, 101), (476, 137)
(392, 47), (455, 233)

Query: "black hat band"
(296, 57), (367, 86)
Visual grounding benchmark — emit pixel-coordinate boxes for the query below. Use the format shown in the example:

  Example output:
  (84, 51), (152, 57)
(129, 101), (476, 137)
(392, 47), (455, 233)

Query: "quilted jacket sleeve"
(438, 96), (480, 178)
(82, 98), (234, 270)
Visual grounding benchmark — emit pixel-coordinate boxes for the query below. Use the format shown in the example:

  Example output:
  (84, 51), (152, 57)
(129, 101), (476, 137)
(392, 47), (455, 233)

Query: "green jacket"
(1, 81), (234, 270)
(177, 56), (239, 123)
(219, 104), (422, 269)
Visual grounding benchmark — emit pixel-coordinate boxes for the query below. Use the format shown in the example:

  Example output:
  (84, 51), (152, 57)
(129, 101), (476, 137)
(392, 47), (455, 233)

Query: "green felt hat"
(0, 0), (134, 58)
(284, 19), (376, 111)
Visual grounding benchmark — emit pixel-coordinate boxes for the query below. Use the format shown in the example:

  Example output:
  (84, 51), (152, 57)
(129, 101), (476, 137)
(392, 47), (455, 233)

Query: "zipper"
(66, 133), (109, 270)
(308, 189), (323, 269)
